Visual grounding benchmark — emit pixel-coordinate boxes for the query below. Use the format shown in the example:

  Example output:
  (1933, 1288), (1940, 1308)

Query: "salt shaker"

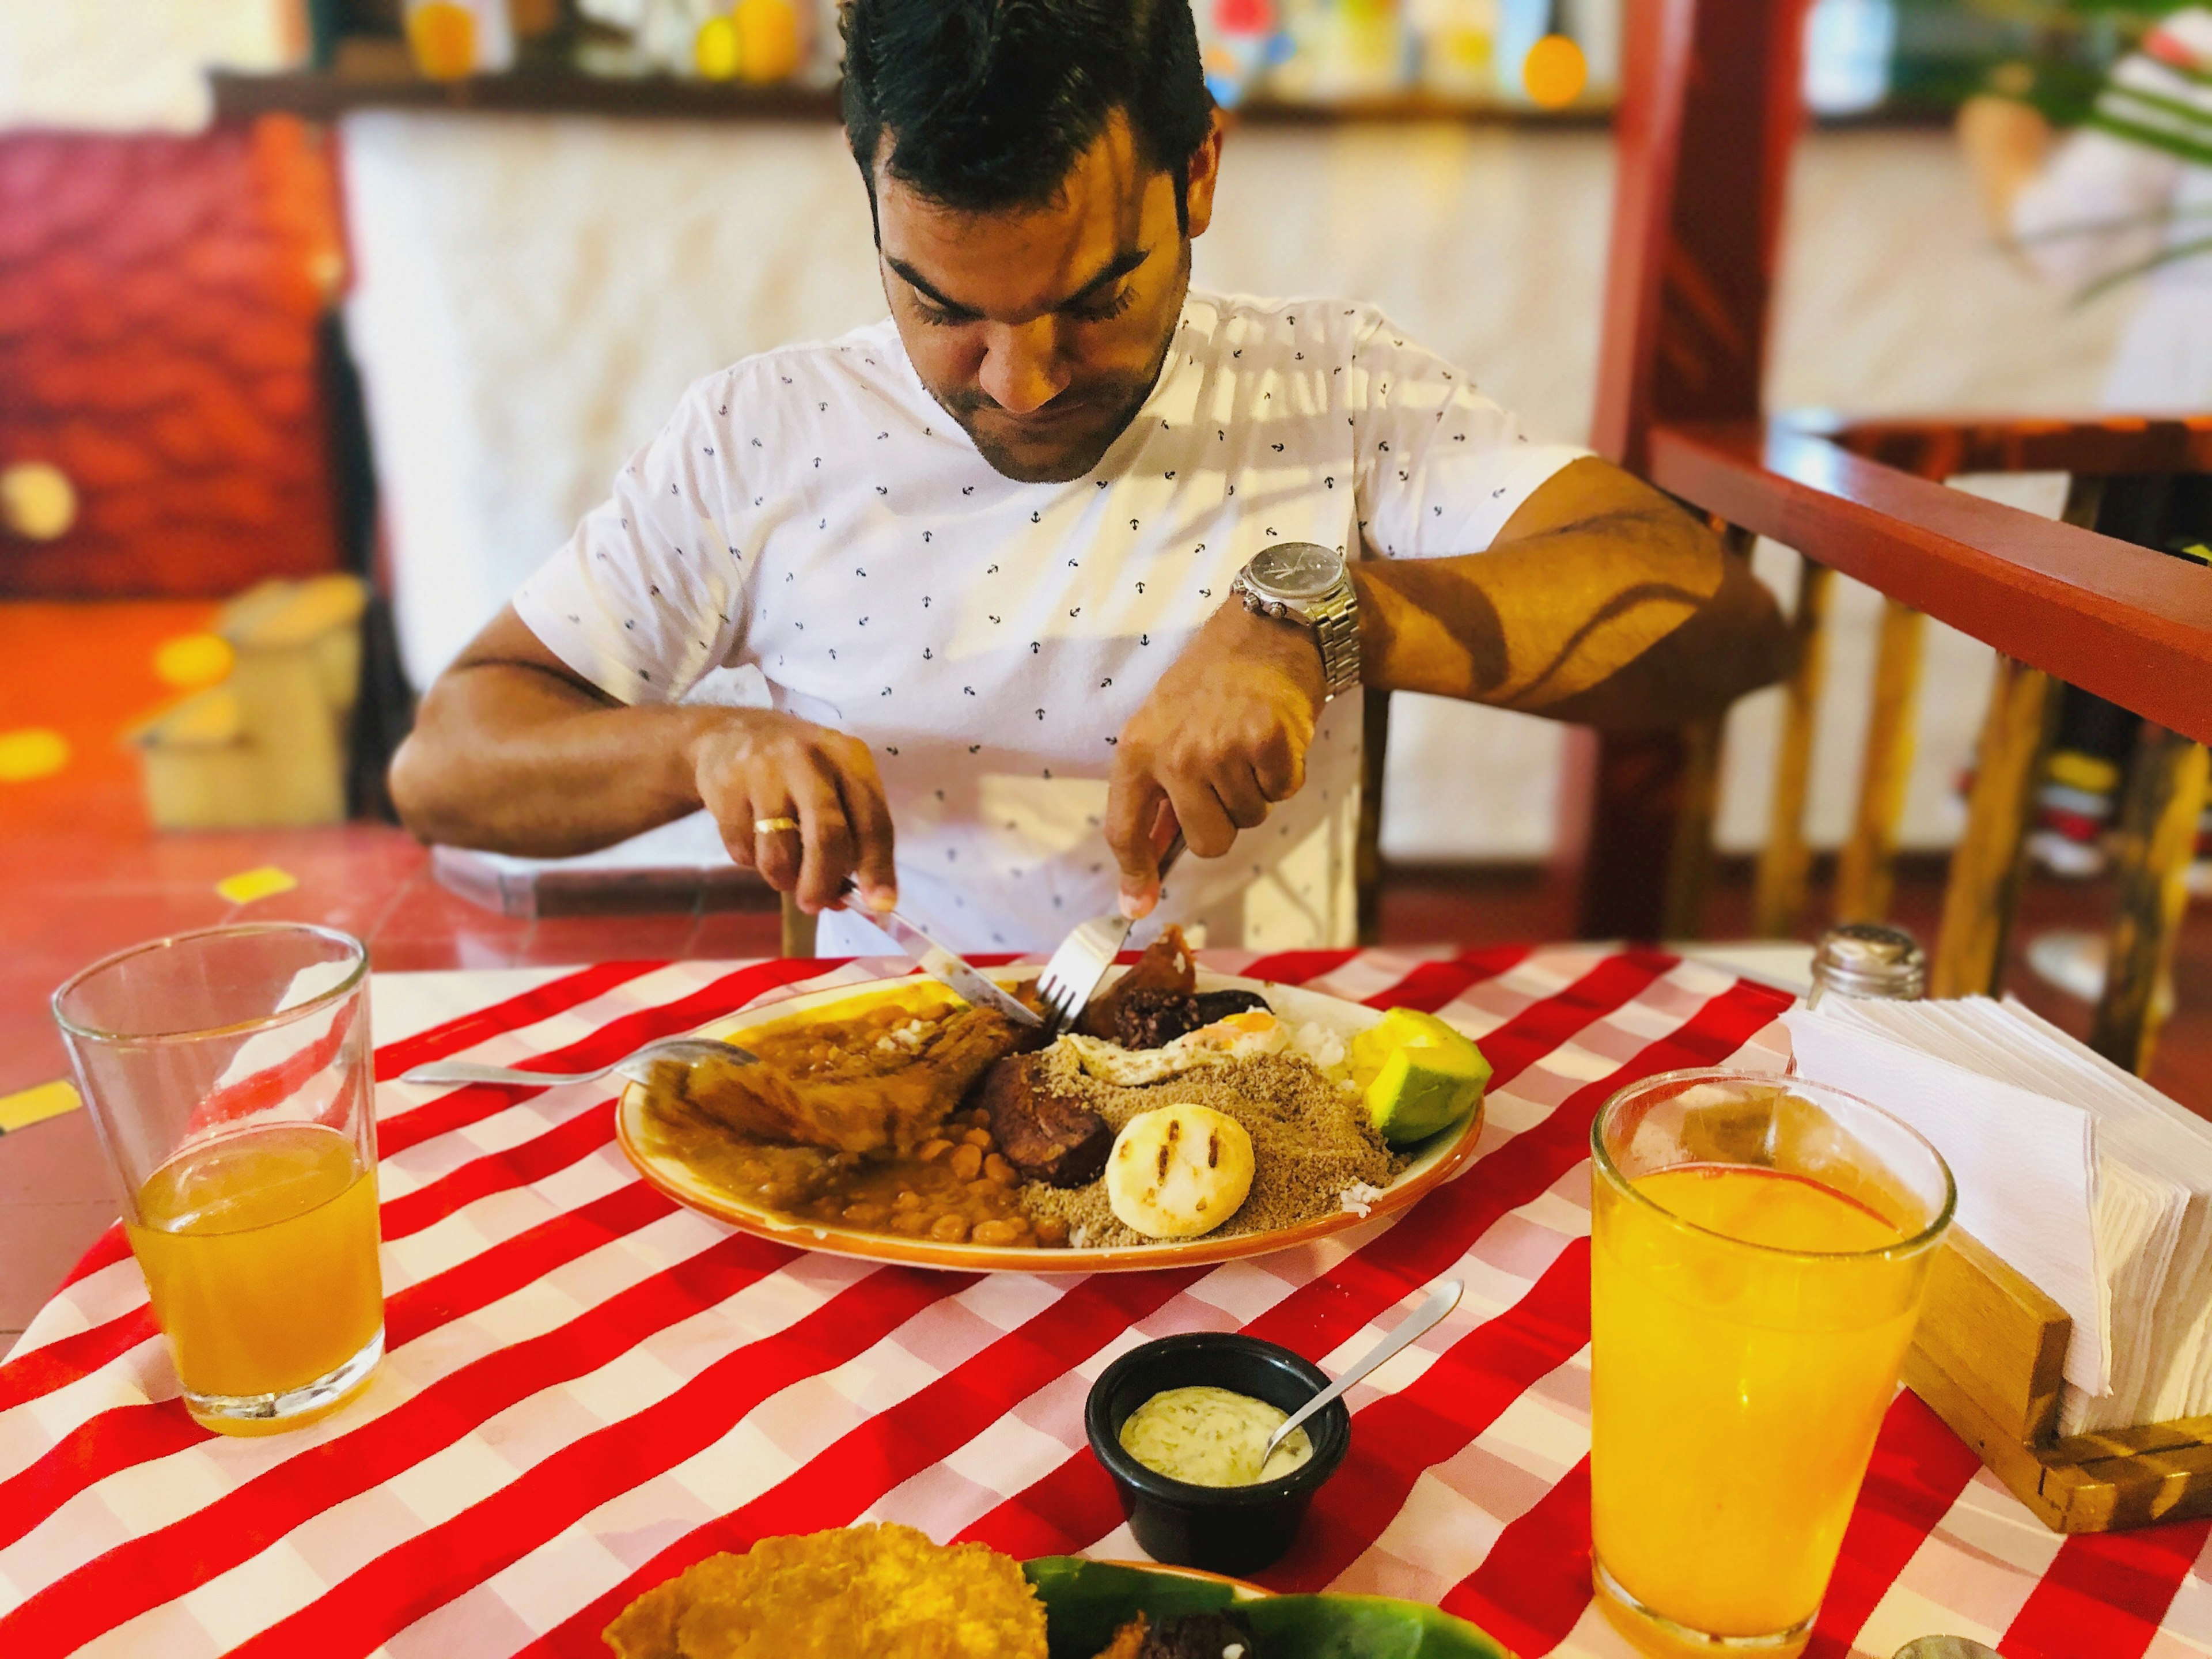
(1806, 922), (1927, 1010)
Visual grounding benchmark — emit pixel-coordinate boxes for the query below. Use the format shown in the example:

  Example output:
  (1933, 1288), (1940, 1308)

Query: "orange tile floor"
(3, 602), (2207, 1349)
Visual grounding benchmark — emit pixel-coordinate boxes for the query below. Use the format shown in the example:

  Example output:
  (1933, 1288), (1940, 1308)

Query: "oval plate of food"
(614, 930), (1488, 1274)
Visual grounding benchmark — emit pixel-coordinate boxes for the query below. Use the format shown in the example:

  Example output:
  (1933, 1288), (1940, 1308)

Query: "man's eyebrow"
(885, 257), (979, 317)
(885, 245), (1151, 319)
(1064, 247), (1149, 304)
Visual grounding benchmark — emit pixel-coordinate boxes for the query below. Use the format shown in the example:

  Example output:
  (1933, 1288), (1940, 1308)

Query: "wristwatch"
(1230, 541), (1363, 702)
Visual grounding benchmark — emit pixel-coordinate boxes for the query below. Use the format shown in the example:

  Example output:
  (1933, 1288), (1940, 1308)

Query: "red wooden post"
(1574, 0), (1815, 938)
(1593, 0), (1813, 469)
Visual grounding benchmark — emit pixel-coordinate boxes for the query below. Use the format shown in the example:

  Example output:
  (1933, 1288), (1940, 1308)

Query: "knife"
(855, 899), (1043, 1028)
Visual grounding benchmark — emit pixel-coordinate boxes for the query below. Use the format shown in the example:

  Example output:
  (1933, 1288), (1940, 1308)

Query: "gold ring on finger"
(753, 815), (801, 835)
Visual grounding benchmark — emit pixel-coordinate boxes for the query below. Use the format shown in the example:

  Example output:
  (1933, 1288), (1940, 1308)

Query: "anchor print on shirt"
(528, 296), (1570, 949)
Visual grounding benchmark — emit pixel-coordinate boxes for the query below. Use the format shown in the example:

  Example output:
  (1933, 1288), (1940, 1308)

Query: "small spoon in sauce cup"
(1260, 1277), (1464, 1468)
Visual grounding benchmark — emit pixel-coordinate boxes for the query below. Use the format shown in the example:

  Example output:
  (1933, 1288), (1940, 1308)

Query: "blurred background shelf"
(210, 62), (1980, 130)
(211, 44), (843, 123)
(212, 43), (1619, 126)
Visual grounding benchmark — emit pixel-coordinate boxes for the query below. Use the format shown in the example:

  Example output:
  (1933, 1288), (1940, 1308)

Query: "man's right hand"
(688, 710), (898, 915)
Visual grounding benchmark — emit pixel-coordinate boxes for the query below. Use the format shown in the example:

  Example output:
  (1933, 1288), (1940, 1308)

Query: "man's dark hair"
(840, 0), (1213, 232)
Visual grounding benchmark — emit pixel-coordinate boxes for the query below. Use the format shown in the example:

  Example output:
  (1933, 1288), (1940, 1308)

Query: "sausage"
(1104, 986), (1272, 1050)
(1077, 927), (1197, 1039)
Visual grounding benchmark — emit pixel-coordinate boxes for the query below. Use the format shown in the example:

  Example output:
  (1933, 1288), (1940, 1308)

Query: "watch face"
(1248, 541), (1346, 601)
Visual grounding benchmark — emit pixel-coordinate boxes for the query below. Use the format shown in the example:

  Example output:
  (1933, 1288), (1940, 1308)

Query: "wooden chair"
(781, 891), (819, 959)
(1580, 0), (2212, 1078)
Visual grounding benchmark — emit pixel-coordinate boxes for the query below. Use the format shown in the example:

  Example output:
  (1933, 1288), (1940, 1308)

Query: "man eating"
(390, 0), (1790, 955)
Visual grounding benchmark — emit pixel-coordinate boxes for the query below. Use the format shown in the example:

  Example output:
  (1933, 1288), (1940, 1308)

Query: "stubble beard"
(926, 248), (1192, 486)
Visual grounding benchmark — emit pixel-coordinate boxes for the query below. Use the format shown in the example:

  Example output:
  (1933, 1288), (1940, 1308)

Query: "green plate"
(1024, 1558), (1516, 1659)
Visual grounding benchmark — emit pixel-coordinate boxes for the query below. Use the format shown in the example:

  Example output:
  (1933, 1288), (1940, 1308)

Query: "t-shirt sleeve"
(1348, 314), (1589, 560)
(512, 372), (755, 706)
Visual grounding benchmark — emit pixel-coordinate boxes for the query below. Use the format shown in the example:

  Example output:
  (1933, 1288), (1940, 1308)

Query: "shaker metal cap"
(1810, 922), (1927, 1001)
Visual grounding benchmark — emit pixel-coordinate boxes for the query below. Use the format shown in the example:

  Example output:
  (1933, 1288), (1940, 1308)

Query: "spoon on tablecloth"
(1892, 1639), (2001, 1659)
(1260, 1278), (1464, 1468)
(397, 1035), (756, 1090)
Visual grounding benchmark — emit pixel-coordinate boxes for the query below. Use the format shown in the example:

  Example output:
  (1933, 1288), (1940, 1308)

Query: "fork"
(397, 1035), (756, 1090)
(1035, 832), (1187, 1036)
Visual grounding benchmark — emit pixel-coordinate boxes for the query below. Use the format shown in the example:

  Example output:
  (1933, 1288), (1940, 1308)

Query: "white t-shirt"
(515, 289), (1584, 953)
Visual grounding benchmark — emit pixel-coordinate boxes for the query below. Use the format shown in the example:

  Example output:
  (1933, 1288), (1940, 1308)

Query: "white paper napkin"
(1783, 1007), (2109, 1394)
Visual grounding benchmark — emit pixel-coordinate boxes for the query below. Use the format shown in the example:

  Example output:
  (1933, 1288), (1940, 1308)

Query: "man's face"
(873, 111), (1223, 484)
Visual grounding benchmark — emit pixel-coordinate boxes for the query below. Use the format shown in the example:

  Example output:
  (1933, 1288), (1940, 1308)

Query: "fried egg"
(1061, 1010), (1290, 1085)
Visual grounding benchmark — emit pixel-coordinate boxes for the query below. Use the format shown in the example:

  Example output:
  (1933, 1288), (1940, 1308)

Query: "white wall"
(0, 1), (298, 133)
(337, 116), (2135, 860)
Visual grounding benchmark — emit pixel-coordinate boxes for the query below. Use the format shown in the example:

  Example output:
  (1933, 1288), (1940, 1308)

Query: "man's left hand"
(1105, 601), (1328, 918)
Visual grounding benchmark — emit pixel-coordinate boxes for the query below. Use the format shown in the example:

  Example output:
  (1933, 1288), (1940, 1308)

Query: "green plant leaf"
(1023, 1560), (1517, 1659)
(1024, 1558), (1237, 1659)
(2074, 229), (2212, 301)
(1244, 1595), (1516, 1658)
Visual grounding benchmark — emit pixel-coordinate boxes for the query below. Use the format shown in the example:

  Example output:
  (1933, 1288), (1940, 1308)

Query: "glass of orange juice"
(1589, 1069), (1955, 1655)
(54, 925), (384, 1435)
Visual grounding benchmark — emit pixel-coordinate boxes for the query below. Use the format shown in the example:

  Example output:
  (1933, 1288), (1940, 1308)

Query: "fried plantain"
(604, 1524), (1047, 1659)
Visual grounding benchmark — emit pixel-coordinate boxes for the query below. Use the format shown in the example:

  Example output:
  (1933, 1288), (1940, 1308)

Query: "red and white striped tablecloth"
(3, 946), (2209, 1658)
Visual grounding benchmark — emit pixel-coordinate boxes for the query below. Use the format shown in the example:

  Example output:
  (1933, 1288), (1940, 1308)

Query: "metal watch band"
(1231, 564), (1364, 703)
(1308, 579), (1363, 702)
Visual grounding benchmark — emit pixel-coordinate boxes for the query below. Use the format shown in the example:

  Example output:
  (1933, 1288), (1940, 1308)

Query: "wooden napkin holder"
(1903, 1229), (2212, 1532)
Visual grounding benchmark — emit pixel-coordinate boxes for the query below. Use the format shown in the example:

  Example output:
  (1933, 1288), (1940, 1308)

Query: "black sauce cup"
(1085, 1332), (1352, 1577)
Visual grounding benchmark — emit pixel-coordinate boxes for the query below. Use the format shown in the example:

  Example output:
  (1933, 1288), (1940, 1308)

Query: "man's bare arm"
(388, 608), (897, 911)
(1105, 456), (1790, 911)
(391, 609), (703, 855)
(1355, 456), (1790, 728)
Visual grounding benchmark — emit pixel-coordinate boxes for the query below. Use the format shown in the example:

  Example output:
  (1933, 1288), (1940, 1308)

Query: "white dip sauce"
(1118, 1385), (1315, 1486)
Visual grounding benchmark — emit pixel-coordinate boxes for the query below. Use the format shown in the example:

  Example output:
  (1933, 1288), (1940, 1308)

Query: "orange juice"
(126, 1123), (384, 1422)
(1589, 1164), (1928, 1645)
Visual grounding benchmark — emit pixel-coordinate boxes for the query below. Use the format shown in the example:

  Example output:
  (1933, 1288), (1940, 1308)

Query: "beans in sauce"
(641, 999), (1068, 1250)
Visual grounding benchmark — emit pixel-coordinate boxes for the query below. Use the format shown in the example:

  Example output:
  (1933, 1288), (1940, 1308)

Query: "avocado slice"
(1349, 1008), (1491, 1146)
